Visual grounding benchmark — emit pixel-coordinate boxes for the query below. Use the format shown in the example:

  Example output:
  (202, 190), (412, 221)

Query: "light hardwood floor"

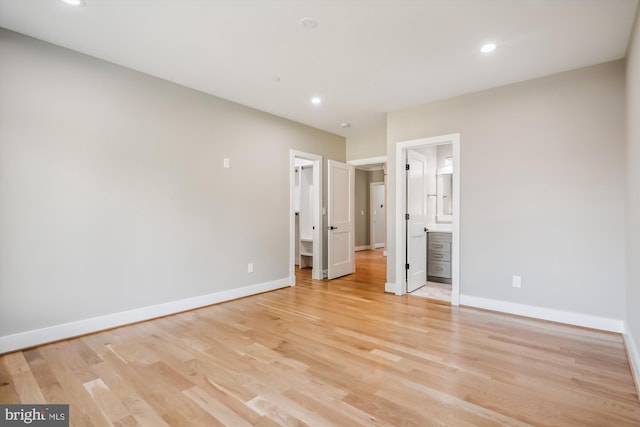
(1, 249), (639, 426)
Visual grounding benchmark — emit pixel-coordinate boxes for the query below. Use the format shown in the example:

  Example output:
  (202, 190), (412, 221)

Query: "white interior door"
(328, 160), (355, 279)
(406, 150), (428, 292)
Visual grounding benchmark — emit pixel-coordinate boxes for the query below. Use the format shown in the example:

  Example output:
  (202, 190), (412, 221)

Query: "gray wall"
(387, 60), (626, 320)
(346, 121), (386, 161)
(355, 169), (384, 247)
(0, 29), (345, 337)
(626, 9), (640, 363)
(355, 169), (370, 247)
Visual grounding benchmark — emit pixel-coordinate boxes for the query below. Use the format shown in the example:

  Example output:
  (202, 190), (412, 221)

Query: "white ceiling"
(0, 0), (637, 142)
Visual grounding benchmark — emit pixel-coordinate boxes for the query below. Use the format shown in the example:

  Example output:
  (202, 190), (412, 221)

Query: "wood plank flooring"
(1, 249), (639, 426)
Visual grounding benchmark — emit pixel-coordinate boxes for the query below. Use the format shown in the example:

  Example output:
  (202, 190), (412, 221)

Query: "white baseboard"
(383, 250), (387, 257)
(355, 245), (371, 252)
(0, 278), (290, 354)
(385, 282), (402, 295)
(624, 322), (640, 397)
(374, 243), (385, 249)
(459, 294), (624, 333)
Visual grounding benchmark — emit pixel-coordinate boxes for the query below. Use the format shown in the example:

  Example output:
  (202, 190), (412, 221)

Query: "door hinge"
(405, 213), (410, 220)
(405, 164), (410, 171)
(405, 263), (410, 270)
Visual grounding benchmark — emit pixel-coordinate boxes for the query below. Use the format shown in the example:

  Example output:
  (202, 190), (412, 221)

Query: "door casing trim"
(394, 134), (460, 305)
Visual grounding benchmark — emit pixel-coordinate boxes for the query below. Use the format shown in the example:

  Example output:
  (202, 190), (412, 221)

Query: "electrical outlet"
(248, 263), (254, 273)
(512, 275), (521, 288)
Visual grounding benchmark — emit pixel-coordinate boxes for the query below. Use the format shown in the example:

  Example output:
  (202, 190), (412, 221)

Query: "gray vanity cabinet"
(428, 232), (452, 283)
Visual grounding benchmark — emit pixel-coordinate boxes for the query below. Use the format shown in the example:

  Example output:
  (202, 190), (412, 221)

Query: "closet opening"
(289, 150), (323, 285)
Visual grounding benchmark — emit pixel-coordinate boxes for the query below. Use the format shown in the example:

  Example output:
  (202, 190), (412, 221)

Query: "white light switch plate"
(512, 275), (521, 288)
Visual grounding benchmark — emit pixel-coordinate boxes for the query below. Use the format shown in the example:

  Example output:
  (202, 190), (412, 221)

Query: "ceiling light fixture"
(62, 0), (85, 6)
(311, 97), (322, 105)
(340, 122), (351, 128)
(480, 43), (497, 53)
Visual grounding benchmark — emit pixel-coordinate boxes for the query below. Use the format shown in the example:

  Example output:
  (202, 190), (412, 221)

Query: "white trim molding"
(347, 156), (388, 167)
(385, 282), (397, 294)
(394, 133), (460, 305)
(0, 278), (290, 354)
(460, 294), (624, 333)
(355, 245), (371, 252)
(624, 323), (640, 397)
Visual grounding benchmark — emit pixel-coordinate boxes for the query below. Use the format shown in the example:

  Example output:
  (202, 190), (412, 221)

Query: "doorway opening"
(370, 181), (385, 250)
(289, 150), (323, 285)
(394, 134), (460, 305)
(348, 156), (388, 288)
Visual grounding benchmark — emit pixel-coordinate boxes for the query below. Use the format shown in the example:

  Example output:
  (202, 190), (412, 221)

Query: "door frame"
(348, 156), (388, 255)
(289, 150), (323, 284)
(394, 134), (460, 305)
(369, 181), (385, 250)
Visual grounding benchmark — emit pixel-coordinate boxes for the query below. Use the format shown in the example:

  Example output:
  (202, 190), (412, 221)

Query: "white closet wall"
(298, 166), (314, 268)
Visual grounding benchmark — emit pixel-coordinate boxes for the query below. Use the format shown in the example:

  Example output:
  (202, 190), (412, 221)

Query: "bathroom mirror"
(437, 170), (453, 222)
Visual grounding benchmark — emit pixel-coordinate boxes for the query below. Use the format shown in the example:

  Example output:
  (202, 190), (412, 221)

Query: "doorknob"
(328, 226), (338, 230)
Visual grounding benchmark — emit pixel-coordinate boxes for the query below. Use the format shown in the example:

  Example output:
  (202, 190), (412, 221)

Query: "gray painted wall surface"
(626, 10), (640, 354)
(346, 121), (386, 161)
(355, 169), (370, 247)
(0, 29), (345, 337)
(387, 61), (626, 319)
(355, 169), (385, 247)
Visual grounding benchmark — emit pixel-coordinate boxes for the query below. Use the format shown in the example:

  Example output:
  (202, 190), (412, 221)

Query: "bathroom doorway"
(394, 134), (460, 305)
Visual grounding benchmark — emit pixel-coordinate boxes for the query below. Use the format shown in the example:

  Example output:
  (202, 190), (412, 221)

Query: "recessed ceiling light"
(340, 122), (351, 128)
(311, 97), (322, 105)
(62, 0), (85, 6)
(300, 18), (317, 29)
(480, 43), (497, 53)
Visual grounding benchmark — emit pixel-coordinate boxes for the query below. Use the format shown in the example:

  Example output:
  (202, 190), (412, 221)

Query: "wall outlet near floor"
(248, 263), (254, 273)
(512, 275), (521, 288)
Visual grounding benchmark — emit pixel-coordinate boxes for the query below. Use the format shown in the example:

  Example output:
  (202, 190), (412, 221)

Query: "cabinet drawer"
(428, 232), (452, 242)
(428, 260), (451, 278)
(429, 250), (451, 261)
(428, 241), (450, 253)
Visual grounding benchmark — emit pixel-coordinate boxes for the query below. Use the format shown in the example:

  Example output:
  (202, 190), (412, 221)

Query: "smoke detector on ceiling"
(300, 18), (317, 29)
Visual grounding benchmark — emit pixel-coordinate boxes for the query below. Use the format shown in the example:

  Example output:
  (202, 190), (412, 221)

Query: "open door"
(406, 150), (428, 292)
(327, 160), (355, 279)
